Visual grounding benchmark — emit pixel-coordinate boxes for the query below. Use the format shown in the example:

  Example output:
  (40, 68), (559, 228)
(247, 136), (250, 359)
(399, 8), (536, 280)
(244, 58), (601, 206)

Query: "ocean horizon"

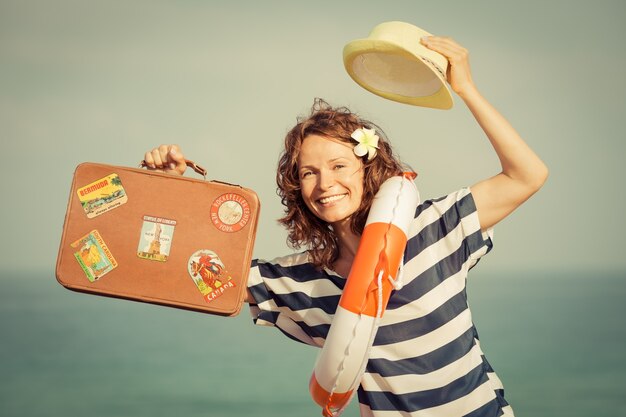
(1, 269), (625, 417)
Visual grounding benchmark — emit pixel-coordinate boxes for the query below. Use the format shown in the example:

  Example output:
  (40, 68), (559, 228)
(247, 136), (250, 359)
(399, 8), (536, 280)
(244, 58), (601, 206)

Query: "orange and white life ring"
(309, 172), (420, 417)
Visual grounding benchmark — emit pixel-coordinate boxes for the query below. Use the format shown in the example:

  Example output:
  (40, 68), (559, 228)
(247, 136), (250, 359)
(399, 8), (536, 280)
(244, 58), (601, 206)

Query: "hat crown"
(369, 21), (429, 42)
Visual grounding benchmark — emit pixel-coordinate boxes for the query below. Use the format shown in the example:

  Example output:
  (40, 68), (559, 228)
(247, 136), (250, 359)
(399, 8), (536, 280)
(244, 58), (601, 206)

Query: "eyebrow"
(298, 157), (349, 171)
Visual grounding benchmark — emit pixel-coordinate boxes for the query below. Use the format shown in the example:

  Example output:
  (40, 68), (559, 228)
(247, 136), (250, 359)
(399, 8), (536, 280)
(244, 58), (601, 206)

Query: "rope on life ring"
(309, 172), (420, 417)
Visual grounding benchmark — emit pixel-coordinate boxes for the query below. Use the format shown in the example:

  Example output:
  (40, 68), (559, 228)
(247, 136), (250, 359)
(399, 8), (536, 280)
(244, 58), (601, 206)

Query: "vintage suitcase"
(55, 161), (260, 316)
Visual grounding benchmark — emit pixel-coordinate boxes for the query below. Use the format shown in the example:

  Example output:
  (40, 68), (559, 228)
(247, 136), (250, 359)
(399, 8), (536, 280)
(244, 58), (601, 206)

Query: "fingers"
(420, 36), (469, 63)
(168, 145), (188, 176)
(155, 144), (172, 169)
(144, 145), (167, 170)
(420, 35), (476, 95)
(143, 150), (158, 170)
(143, 144), (186, 175)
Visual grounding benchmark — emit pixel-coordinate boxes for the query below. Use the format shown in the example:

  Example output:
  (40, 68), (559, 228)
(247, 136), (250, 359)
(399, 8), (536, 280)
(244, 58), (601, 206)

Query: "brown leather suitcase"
(55, 161), (260, 316)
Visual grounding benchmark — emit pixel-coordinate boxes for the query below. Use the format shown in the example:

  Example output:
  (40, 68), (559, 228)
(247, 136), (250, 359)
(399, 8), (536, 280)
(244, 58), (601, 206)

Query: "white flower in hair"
(351, 127), (379, 161)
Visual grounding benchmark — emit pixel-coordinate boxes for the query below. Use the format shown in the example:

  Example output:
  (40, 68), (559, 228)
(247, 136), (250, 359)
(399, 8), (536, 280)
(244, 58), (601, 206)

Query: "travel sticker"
(187, 250), (235, 303)
(137, 215), (176, 262)
(210, 193), (250, 233)
(71, 229), (118, 282)
(77, 173), (128, 218)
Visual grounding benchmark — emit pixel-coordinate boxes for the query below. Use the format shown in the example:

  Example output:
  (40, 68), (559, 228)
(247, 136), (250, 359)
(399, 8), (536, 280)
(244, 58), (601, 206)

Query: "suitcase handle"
(139, 159), (207, 179)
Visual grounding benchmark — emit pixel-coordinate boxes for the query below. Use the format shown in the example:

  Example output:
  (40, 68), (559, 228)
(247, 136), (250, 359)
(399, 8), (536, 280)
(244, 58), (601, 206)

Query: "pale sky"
(1, 0), (625, 275)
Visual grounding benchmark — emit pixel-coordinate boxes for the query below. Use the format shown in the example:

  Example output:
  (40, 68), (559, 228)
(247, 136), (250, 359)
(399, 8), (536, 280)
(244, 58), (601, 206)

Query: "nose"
(317, 169), (336, 191)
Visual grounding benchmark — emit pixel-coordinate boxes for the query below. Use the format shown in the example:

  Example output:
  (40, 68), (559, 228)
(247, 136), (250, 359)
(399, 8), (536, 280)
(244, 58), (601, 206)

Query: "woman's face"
(298, 134), (364, 228)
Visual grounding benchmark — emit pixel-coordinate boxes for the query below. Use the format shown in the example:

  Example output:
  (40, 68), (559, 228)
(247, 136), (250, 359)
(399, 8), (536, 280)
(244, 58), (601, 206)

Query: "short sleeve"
(458, 188), (494, 268)
(407, 188), (493, 273)
(247, 260), (282, 327)
(247, 252), (341, 347)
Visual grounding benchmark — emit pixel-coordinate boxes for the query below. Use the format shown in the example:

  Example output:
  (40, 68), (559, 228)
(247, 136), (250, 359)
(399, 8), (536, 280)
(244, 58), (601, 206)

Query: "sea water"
(1, 270), (625, 417)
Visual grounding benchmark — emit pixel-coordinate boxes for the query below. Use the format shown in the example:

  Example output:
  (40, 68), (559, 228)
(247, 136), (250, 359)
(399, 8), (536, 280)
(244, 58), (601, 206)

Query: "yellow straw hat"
(343, 21), (453, 109)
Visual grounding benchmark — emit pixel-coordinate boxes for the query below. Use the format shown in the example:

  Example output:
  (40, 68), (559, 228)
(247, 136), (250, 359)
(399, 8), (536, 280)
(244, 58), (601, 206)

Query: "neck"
(332, 219), (361, 263)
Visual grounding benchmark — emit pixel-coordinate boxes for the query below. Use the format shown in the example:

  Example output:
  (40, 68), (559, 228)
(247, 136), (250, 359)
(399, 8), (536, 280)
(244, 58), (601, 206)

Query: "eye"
(300, 171), (313, 179)
(333, 164), (346, 170)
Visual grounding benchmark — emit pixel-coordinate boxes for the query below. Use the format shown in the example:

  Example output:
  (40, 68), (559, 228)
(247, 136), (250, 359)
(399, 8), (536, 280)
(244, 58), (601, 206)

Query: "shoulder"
(416, 188), (475, 216)
(406, 187), (493, 263)
(408, 187), (490, 245)
(252, 251), (326, 283)
(253, 251), (311, 270)
(411, 188), (477, 229)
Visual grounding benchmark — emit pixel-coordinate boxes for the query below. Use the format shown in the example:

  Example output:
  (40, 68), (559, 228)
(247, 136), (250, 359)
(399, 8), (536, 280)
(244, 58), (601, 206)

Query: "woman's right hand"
(143, 144), (187, 176)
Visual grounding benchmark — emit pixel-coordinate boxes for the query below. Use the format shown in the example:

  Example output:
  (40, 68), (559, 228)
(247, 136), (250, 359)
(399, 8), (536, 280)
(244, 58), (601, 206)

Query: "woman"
(144, 36), (547, 417)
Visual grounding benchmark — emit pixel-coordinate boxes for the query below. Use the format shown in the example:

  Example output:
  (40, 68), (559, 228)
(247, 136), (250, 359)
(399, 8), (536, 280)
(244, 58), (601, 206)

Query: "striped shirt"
(248, 188), (514, 417)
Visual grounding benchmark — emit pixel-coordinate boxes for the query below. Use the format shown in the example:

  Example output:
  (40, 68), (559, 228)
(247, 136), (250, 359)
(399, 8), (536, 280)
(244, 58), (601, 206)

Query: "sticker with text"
(77, 173), (128, 218)
(137, 215), (176, 262)
(210, 193), (251, 233)
(187, 249), (235, 303)
(71, 230), (118, 282)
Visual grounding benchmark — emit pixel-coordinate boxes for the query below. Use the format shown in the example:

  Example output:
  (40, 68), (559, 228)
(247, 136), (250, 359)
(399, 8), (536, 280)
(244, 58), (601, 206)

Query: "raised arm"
(421, 36), (549, 231)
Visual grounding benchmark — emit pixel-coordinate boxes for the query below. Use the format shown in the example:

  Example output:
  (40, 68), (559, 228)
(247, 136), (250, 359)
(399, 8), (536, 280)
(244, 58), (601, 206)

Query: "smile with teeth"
(317, 194), (347, 205)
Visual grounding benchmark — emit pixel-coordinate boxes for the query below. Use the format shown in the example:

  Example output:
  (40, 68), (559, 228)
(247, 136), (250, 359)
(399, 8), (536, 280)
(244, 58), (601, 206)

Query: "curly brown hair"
(276, 98), (408, 271)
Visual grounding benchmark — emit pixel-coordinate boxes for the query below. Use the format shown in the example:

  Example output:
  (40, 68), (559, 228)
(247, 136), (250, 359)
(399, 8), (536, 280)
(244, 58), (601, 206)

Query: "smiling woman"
(142, 33), (548, 417)
(298, 134), (366, 226)
(276, 99), (406, 274)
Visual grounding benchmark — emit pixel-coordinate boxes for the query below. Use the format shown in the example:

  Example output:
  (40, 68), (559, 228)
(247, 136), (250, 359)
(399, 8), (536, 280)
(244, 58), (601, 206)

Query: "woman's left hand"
(420, 36), (476, 97)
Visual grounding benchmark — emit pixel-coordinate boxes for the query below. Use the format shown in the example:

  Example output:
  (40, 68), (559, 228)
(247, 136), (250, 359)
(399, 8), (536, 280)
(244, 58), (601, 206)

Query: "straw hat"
(343, 21), (453, 109)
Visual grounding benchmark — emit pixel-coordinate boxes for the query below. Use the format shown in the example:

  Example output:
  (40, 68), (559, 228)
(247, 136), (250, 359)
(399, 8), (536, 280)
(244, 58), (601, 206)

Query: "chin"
(325, 213), (354, 227)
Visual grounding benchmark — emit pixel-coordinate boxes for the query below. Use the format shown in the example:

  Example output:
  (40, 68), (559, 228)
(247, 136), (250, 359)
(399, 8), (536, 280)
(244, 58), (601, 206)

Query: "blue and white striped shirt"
(248, 188), (514, 417)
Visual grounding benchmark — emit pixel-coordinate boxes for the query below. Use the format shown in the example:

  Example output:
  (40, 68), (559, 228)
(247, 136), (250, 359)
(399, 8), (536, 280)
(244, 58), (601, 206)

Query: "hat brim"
(343, 39), (453, 109)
